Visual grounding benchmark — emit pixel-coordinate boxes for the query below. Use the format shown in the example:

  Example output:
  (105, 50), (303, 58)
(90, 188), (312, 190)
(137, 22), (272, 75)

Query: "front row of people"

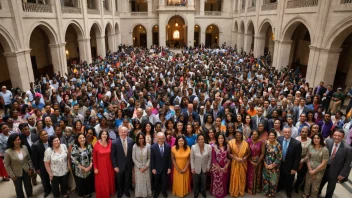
(3, 126), (352, 198)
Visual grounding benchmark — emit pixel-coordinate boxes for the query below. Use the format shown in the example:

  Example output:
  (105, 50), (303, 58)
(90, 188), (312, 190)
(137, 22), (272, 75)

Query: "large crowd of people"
(0, 44), (352, 198)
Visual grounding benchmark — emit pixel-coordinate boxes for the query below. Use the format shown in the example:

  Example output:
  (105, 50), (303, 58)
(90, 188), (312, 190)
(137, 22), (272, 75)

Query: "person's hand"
(49, 175), (53, 181)
(152, 169), (157, 174)
(167, 168), (171, 174)
(94, 168), (98, 174)
(290, 170), (297, 175)
(11, 176), (17, 182)
(309, 170), (316, 175)
(191, 169), (195, 174)
(338, 175), (345, 181)
(114, 167), (119, 173)
(251, 161), (258, 167)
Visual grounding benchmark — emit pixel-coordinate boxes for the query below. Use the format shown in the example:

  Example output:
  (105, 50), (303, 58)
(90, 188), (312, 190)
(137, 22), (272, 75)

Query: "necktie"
(160, 145), (164, 156)
(331, 144), (338, 159)
(123, 139), (127, 156)
(283, 140), (289, 161)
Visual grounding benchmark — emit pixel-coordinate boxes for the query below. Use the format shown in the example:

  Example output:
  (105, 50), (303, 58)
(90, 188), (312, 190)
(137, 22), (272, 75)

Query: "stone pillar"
(276, 40), (292, 70)
(115, 32), (121, 48)
(200, 0), (205, 16)
(201, 30), (206, 46)
(78, 38), (92, 64)
(96, 36), (106, 57)
(272, 40), (279, 68)
(237, 32), (244, 50)
(187, 18), (195, 47)
(49, 43), (68, 75)
(159, 16), (166, 47)
(232, 31), (237, 47)
(3, 50), (34, 90)
(254, 36), (266, 58)
(243, 33), (253, 53)
(147, 29), (153, 48)
(107, 34), (115, 52)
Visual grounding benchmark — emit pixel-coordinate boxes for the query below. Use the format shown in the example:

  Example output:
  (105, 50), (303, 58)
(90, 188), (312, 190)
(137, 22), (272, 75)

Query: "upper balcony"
(22, 2), (53, 13)
(167, 0), (187, 7)
(61, 0), (81, 14)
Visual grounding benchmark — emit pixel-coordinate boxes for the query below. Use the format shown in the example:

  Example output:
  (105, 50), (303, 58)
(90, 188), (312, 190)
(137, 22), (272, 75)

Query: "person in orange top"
(247, 101), (257, 116)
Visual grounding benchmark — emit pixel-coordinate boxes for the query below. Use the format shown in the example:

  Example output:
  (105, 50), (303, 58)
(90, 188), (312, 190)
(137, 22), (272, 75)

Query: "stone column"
(237, 32), (244, 50)
(147, 28), (153, 48)
(232, 31), (237, 47)
(96, 36), (106, 57)
(78, 38), (92, 64)
(159, 16), (166, 47)
(271, 40), (279, 68)
(107, 34), (115, 52)
(243, 33), (253, 53)
(49, 43), (68, 75)
(187, 17), (195, 47)
(115, 32), (121, 48)
(3, 50), (34, 90)
(200, 0), (205, 16)
(276, 40), (292, 70)
(254, 36), (266, 58)
(148, 0), (152, 16)
(201, 30), (206, 46)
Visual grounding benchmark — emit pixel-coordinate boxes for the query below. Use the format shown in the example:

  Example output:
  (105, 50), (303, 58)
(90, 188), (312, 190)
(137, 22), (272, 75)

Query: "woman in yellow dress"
(228, 130), (251, 197)
(171, 135), (191, 197)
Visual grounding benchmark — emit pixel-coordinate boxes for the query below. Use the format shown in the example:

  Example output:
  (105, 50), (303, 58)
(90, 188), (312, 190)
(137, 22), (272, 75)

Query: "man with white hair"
(146, 106), (160, 125)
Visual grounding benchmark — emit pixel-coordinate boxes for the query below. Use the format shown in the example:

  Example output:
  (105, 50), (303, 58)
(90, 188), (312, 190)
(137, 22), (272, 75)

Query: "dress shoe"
(153, 192), (160, 198)
(124, 190), (131, 197)
(194, 191), (199, 198)
(201, 192), (206, 198)
(162, 191), (168, 198)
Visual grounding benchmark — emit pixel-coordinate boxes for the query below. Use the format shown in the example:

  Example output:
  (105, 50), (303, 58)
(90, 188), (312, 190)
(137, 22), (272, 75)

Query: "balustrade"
(22, 2), (52, 13)
(287, 0), (318, 9)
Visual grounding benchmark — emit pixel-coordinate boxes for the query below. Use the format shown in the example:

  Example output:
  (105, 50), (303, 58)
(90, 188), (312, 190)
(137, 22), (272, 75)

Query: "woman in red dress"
(93, 130), (115, 198)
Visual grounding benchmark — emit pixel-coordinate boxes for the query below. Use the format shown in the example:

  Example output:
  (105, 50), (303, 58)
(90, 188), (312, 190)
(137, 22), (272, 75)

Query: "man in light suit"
(111, 126), (134, 198)
(277, 127), (302, 198)
(151, 132), (172, 198)
(251, 107), (268, 131)
(293, 98), (310, 125)
(319, 129), (352, 198)
(190, 134), (212, 198)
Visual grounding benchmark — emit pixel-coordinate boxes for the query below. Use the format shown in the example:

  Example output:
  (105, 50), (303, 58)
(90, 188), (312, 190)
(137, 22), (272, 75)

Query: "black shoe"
(124, 190), (131, 197)
(162, 191), (168, 198)
(294, 186), (299, 193)
(201, 192), (206, 198)
(194, 191), (199, 198)
(153, 192), (160, 198)
(117, 192), (123, 198)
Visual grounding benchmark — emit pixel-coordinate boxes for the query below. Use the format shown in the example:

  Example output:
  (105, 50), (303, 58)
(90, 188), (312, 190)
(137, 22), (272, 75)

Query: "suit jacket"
(31, 140), (48, 173)
(190, 144), (212, 174)
(277, 136), (302, 174)
(251, 115), (268, 131)
(20, 132), (39, 156)
(111, 136), (134, 172)
(4, 146), (33, 178)
(183, 111), (201, 124)
(266, 106), (276, 119)
(326, 138), (352, 178)
(322, 90), (334, 105)
(150, 143), (172, 174)
(314, 86), (327, 97)
(293, 106), (310, 124)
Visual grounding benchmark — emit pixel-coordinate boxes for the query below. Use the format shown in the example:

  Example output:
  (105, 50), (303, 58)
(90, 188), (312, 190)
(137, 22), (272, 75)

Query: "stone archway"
(105, 22), (114, 53)
(0, 33), (14, 88)
(65, 23), (83, 64)
(194, 25), (200, 47)
(133, 25), (147, 48)
(152, 25), (159, 46)
(90, 22), (104, 58)
(205, 24), (219, 48)
(238, 21), (245, 50)
(115, 23), (120, 47)
(256, 20), (275, 60)
(244, 20), (255, 53)
(167, 15), (186, 48)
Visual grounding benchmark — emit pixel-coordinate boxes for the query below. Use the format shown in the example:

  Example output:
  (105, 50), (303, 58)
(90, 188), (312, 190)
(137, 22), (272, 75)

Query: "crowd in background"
(0, 44), (352, 198)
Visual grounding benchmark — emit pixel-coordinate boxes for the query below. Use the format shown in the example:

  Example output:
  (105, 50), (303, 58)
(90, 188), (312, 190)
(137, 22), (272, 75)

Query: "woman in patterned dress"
(211, 133), (230, 198)
(262, 130), (282, 197)
(246, 130), (265, 195)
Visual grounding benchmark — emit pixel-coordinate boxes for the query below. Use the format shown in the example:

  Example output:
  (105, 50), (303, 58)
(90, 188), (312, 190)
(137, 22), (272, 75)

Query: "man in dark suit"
(292, 98), (310, 124)
(151, 132), (172, 198)
(322, 85), (334, 113)
(31, 129), (51, 197)
(313, 81), (327, 98)
(251, 107), (268, 131)
(183, 104), (201, 124)
(111, 126), (134, 198)
(319, 129), (352, 198)
(277, 127), (302, 198)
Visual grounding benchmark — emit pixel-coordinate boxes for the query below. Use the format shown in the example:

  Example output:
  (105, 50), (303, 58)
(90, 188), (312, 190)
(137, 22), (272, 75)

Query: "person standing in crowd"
(44, 135), (69, 198)
(132, 132), (152, 198)
(318, 113), (333, 139)
(93, 130), (115, 198)
(0, 86), (13, 116)
(171, 135), (191, 197)
(151, 132), (172, 198)
(294, 126), (311, 193)
(0, 123), (10, 181)
(31, 129), (51, 197)
(262, 130), (282, 197)
(111, 126), (134, 198)
(70, 134), (94, 198)
(246, 130), (265, 195)
(277, 127), (302, 198)
(302, 133), (328, 198)
(190, 133), (212, 198)
(4, 133), (34, 198)
(228, 130), (250, 197)
(319, 129), (352, 198)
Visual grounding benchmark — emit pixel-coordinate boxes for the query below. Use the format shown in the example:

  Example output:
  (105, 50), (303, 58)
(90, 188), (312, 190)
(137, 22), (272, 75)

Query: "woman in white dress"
(132, 132), (152, 198)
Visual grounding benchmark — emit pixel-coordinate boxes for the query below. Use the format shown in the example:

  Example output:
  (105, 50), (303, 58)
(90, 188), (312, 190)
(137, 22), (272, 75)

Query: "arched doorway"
(245, 21), (255, 53)
(257, 21), (274, 60)
(115, 23), (120, 47)
(167, 15), (186, 48)
(194, 25), (200, 47)
(205, 25), (219, 48)
(238, 21), (245, 50)
(0, 34), (11, 88)
(29, 26), (54, 78)
(133, 25), (147, 48)
(65, 24), (80, 64)
(233, 21), (238, 47)
(333, 32), (352, 89)
(152, 25), (159, 46)
(90, 23), (102, 58)
(105, 23), (114, 53)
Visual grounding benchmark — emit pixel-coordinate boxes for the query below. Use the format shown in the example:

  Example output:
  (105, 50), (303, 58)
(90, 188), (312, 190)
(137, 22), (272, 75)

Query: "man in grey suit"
(251, 107), (268, 131)
(319, 129), (352, 198)
(293, 98), (310, 125)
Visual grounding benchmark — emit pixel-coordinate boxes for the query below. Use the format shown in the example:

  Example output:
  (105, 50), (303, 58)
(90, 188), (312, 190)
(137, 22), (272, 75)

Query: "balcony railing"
(167, 2), (187, 6)
(341, 0), (352, 3)
(204, 11), (221, 16)
(131, 12), (148, 16)
(87, 9), (100, 14)
(61, 6), (81, 14)
(22, 3), (52, 13)
(262, 3), (278, 11)
(287, 0), (318, 9)
(247, 7), (256, 12)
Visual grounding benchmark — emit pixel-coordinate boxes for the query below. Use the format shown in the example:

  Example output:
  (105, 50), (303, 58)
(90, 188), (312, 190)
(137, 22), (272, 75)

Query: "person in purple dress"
(211, 133), (231, 198)
(246, 130), (265, 195)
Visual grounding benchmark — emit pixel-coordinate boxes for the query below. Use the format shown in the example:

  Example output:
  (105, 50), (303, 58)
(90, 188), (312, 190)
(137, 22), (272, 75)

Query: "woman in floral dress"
(262, 131), (282, 197)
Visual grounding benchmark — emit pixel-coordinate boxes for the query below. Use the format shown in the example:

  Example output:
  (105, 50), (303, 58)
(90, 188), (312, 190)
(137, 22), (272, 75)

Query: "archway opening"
(105, 23), (113, 53)
(258, 21), (274, 63)
(194, 25), (200, 47)
(29, 26), (54, 79)
(264, 24), (274, 56)
(246, 21), (255, 52)
(115, 23), (120, 47)
(238, 21), (245, 50)
(133, 25), (147, 48)
(333, 32), (352, 89)
(90, 23), (101, 59)
(152, 25), (159, 46)
(65, 24), (80, 65)
(0, 40), (11, 88)
(205, 25), (219, 48)
(167, 15), (186, 49)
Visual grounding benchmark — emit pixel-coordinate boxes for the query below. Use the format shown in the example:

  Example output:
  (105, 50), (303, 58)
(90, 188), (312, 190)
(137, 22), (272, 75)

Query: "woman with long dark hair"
(142, 122), (155, 145)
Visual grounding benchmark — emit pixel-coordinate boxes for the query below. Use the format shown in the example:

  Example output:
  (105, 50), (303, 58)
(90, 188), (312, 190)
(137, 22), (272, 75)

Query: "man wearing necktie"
(319, 129), (352, 198)
(277, 127), (302, 198)
(111, 126), (134, 198)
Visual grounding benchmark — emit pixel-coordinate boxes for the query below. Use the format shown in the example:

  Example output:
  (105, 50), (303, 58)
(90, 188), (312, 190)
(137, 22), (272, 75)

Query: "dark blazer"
(150, 143), (172, 174)
(251, 115), (268, 131)
(277, 136), (302, 174)
(314, 86), (327, 98)
(20, 132), (39, 156)
(183, 111), (201, 124)
(110, 136), (134, 172)
(293, 106), (311, 124)
(31, 140), (47, 173)
(326, 138), (352, 178)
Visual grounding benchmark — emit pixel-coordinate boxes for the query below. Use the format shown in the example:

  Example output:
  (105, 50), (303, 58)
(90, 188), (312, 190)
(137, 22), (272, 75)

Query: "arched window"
(173, 30), (180, 39)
